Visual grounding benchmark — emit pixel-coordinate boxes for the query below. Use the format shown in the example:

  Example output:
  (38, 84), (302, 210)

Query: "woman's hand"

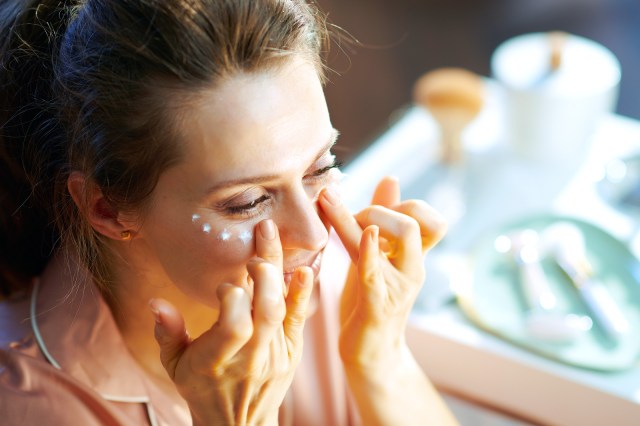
(320, 176), (446, 369)
(149, 220), (313, 426)
(319, 176), (456, 426)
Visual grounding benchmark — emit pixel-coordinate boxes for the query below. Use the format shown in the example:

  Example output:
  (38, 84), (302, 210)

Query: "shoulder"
(0, 348), (131, 425)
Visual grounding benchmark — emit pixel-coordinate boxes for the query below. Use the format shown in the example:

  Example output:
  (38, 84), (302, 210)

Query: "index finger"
(255, 219), (283, 272)
(354, 205), (423, 271)
(318, 185), (362, 263)
(392, 199), (448, 252)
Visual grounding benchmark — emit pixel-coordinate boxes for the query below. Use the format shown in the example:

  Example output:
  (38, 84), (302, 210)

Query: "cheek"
(146, 211), (260, 306)
(191, 213), (256, 246)
(189, 213), (258, 270)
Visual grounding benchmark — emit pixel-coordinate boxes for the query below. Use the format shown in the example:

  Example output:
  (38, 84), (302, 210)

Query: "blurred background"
(316, 0), (640, 164)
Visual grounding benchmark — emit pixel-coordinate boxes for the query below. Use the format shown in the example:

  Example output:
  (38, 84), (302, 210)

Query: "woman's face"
(134, 58), (337, 307)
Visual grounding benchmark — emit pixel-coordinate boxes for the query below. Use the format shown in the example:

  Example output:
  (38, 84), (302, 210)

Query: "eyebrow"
(205, 128), (340, 193)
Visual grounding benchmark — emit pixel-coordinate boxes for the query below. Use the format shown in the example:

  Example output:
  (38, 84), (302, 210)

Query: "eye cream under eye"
(189, 212), (255, 245)
(238, 230), (253, 245)
(218, 229), (231, 241)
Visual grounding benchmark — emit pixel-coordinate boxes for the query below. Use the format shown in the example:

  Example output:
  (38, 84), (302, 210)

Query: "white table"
(341, 83), (640, 426)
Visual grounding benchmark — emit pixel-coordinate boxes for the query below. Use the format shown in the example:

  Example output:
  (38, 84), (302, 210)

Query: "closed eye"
(225, 194), (271, 216)
(306, 159), (342, 181)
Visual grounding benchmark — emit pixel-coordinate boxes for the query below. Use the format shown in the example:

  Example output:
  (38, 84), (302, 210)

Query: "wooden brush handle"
(413, 68), (484, 164)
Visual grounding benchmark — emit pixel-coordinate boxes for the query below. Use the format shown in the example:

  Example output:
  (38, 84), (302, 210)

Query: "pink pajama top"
(0, 234), (360, 425)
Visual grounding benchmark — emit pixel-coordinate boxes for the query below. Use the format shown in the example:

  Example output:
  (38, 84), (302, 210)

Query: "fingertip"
(298, 264), (313, 281)
(383, 175), (399, 185)
(149, 298), (176, 326)
(217, 283), (251, 312)
(320, 183), (341, 207)
(216, 282), (236, 300)
(149, 299), (188, 356)
(294, 266), (314, 294)
(258, 218), (276, 240)
(149, 298), (162, 324)
(254, 221), (283, 271)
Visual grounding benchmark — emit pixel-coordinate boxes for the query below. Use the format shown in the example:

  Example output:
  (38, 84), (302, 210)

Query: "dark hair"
(0, 0), (328, 295)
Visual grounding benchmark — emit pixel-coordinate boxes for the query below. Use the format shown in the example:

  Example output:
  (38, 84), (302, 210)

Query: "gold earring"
(120, 230), (132, 240)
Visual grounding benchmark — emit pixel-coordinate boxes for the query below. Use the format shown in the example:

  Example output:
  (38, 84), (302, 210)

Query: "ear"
(67, 171), (139, 241)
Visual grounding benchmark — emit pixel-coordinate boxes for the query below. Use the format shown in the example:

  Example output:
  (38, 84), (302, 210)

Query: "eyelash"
(306, 160), (343, 182)
(224, 160), (343, 217)
(226, 194), (271, 216)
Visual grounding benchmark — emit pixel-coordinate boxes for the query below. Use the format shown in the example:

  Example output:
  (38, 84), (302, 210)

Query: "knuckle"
(397, 216), (420, 238)
(403, 198), (424, 213)
(420, 201), (449, 233)
(359, 270), (375, 285)
(225, 284), (248, 300)
(260, 299), (286, 324)
(220, 318), (253, 342)
(359, 263), (379, 285)
(257, 261), (278, 277)
(433, 214), (449, 236)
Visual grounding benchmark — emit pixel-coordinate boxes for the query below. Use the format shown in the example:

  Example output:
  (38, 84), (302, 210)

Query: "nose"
(275, 186), (329, 252)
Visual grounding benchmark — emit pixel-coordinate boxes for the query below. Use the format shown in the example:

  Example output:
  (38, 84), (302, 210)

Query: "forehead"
(178, 59), (332, 180)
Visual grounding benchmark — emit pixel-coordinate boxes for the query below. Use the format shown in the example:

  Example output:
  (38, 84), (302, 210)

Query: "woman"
(0, 1), (456, 424)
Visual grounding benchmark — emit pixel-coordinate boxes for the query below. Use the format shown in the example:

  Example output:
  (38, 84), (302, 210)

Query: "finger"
(354, 205), (423, 271)
(211, 284), (254, 353)
(318, 184), (362, 263)
(246, 259), (287, 348)
(371, 176), (401, 207)
(391, 199), (448, 252)
(188, 284), (253, 372)
(149, 298), (191, 380)
(255, 219), (283, 272)
(283, 266), (314, 353)
(357, 226), (385, 316)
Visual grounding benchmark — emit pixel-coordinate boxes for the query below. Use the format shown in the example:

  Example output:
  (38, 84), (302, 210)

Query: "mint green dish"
(457, 215), (640, 371)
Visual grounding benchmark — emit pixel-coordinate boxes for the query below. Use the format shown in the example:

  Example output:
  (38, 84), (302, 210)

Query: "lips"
(282, 251), (323, 286)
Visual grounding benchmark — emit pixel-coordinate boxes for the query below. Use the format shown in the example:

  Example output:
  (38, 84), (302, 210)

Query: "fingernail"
(148, 299), (162, 324)
(322, 184), (341, 206)
(260, 219), (276, 240)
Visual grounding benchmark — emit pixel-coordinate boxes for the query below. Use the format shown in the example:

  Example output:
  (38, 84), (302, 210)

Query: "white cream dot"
(202, 223), (212, 234)
(238, 230), (253, 245)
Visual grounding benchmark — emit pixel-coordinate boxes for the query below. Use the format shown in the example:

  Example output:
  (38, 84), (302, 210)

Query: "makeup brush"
(413, 68), (484, 164)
